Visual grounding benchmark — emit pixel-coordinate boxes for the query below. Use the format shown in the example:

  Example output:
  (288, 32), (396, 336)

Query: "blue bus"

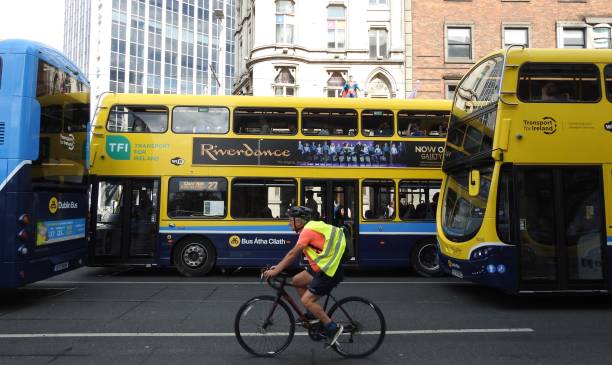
(0, 39), (90, 288)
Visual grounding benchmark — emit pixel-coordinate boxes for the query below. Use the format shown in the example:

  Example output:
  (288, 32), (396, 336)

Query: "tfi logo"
(106, 136), (131, 160)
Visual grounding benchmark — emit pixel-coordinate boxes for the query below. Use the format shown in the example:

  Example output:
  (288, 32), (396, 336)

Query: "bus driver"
(263, 206), (346, 348)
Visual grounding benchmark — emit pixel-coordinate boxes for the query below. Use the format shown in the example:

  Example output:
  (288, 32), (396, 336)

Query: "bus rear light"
(18, 214), (31, 225)
(18, 230), (29, 242)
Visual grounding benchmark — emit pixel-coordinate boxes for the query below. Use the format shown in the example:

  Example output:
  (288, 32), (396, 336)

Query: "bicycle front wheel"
(328, 296), (386, 358)
(234, 295), (295, 357)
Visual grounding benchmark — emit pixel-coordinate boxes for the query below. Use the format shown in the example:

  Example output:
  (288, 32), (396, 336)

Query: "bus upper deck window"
(173, 106), (229, 134)
(604, 64), (612, 102)
(302, 109), (357, 136)
(517, 63), (601, 103)
(234, 107), (297, 135)
(107, 105), (168, 133)
(398, 110), (450, 138)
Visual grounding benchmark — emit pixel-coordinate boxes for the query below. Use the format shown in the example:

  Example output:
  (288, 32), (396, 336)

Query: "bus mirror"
(469, 170), (480, 197)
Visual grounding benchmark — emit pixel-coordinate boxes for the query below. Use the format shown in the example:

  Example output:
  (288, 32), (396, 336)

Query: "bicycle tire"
(327, 296), (386, 358)
(234, 295), (295, 357)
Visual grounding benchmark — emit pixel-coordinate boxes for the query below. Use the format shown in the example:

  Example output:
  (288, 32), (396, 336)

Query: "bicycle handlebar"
(260, 267), (292, 290)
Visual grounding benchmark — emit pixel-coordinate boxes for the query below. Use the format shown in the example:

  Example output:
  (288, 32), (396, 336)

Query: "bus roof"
(0, 39), (89, 85)
(99, 93), (451, 111)
(483, 47), (612, 64)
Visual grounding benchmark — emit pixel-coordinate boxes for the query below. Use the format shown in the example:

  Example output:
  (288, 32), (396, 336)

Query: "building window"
(445, 82), (458, 100)
(369, 29), (388, 59)
(369, 0), (388, 5)
(503, 27), (529, 48)
(327, 5), (346, 49)
(276, 0), (294, 44)
(326, 71), (346, 97)
(446, 26), (472, 61)
(593, 24), (612, 49)
(273, 66), (296, 96)
(562, 28), (586, 48)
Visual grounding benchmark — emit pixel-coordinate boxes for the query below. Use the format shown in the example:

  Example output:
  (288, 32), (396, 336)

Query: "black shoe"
(325, 324), (344, 349)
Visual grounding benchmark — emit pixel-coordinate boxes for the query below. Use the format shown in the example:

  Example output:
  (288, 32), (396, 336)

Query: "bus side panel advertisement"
(33, 191), (88, 247)
(192, 138), (444, 168)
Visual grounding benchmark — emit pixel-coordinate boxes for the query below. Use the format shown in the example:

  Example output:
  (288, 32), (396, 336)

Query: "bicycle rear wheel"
(234, 295), (295, 357)
(328, 296), (386, 358)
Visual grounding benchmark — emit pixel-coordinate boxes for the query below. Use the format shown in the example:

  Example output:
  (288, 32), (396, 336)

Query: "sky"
(0, 0), (65, 51)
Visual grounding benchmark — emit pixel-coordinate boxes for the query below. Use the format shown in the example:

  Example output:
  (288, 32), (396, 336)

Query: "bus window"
(107, 105), (168, 133)
(302, 108), (357, 136)
(0, 57), (2, 89)
(40, 105), (63, 133)
(605, 65), (612, 102)
(398, 110), (450, 137)
(233, 108), (297, 135)
(231, 178), (296, 219)
(517, 63), (601, 103)
(361, 110), (393, 137)
(398, 180), (441, 220)
(172, 106), (229, 134)
(362, 179), (395, 220)
(64, 103), (89, 132)
(167, 177), (227, 218)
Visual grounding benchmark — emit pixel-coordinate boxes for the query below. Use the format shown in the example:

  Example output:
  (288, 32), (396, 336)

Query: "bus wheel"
(411, 239), (443, 277)
(173, 237), (216, 277)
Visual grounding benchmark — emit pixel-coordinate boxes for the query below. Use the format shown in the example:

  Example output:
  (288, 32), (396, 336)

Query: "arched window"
(326, 71), (346, 97)
(273, 66), (296, 96)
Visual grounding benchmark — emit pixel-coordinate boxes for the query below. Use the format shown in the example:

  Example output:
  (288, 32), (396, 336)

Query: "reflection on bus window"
(517, 63), (601, 103)
(168, 177), (227, 218)
(398, 110), (449, 137)
(233, 108), (297, 135)
(172, 106), (229, 134)
(398, 180), (441, 221)
(604, 64), (612, 102)
(107, 105), (168, 133)
(231, 178), (296, 219)
(302, 108), (357, 136)
(361, 110), (393, 137)
(362, 180), (395, 220)
(441, 167), (492, 241)
(64, 103), (89, 132)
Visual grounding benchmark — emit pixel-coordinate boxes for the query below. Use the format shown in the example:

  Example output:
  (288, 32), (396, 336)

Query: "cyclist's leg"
(292, 268), (313, 299)
(300, 266), (344, 325)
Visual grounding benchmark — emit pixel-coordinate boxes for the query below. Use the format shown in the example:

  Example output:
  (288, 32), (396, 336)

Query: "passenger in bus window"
(540, 82), (567, 101)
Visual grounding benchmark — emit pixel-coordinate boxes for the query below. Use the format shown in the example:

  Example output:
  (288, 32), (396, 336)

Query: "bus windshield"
(444, 55), (503, 168)
(441, 165), (493, 242)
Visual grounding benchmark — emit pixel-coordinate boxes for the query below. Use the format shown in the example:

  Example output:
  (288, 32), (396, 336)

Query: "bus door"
(516, 166), (606, 291)
(302, 180), (358, 262)
(91, 178), (160, 265)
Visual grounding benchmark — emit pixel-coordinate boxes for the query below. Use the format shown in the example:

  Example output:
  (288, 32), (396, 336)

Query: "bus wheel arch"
(172, 235), (217, 277)
(410, 238), (443, 277)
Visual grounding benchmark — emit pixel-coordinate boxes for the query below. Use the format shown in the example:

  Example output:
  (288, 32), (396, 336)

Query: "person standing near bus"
(263, 206), (346, 348)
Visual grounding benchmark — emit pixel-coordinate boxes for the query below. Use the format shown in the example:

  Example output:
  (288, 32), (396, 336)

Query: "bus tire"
(173, 236), (216, 277)
(411, 239), (443, 277)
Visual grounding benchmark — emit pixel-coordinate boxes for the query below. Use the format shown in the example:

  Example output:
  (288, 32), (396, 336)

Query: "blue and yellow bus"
(437, 47), (612, 293)
(0, 40), (90, 288)
(89, 94), (451, 276)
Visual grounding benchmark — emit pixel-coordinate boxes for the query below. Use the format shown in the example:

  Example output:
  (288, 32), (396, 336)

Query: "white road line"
(37, 280), (471, 286)
(0, 328), (534, 339)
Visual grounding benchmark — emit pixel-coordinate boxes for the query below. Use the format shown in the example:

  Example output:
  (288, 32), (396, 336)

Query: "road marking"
(37, 280), (471, 286)
(0, 328), (534, 339)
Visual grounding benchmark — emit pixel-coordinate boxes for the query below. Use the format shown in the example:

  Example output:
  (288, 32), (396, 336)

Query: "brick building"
(406, 0), (612, 99)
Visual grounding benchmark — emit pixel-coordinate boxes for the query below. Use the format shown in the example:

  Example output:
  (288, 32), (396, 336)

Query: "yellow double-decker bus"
(437, 46), (612, 293)
(89, 95), (450, 276)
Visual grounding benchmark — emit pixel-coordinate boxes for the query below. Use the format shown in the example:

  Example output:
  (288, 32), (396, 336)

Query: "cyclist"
(263, 206), (346, 347)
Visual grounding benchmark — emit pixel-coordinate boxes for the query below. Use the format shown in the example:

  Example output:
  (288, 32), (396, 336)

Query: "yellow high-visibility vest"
(302, 220), (346, 277)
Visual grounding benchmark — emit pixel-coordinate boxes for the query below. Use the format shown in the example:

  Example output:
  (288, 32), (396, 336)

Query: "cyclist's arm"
(264, 244), (302, 279)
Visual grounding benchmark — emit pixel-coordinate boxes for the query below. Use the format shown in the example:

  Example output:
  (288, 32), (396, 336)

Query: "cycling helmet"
(286, 206), (312, 221)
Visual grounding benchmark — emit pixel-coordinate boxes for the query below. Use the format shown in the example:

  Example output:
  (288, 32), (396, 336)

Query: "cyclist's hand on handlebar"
(263, 266), (280, 280)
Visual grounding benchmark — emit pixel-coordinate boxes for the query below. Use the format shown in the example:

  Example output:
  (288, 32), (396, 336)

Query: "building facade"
(408, 0), (612, 99)
(64, 0), (236, 102)
(64, 0), (92, 78)
(233, 0), (405, 98)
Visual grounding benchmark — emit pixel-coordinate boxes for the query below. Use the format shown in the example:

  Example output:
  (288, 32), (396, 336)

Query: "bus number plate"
(451, 269), (463, 279)
(54, 262), (69, 272)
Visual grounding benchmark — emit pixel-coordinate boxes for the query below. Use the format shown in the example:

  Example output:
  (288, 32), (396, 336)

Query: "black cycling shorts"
(306, 265), (344, 296)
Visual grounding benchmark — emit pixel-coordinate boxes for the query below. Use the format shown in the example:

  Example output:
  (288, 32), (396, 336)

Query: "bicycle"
(234, 270), (386, 357)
